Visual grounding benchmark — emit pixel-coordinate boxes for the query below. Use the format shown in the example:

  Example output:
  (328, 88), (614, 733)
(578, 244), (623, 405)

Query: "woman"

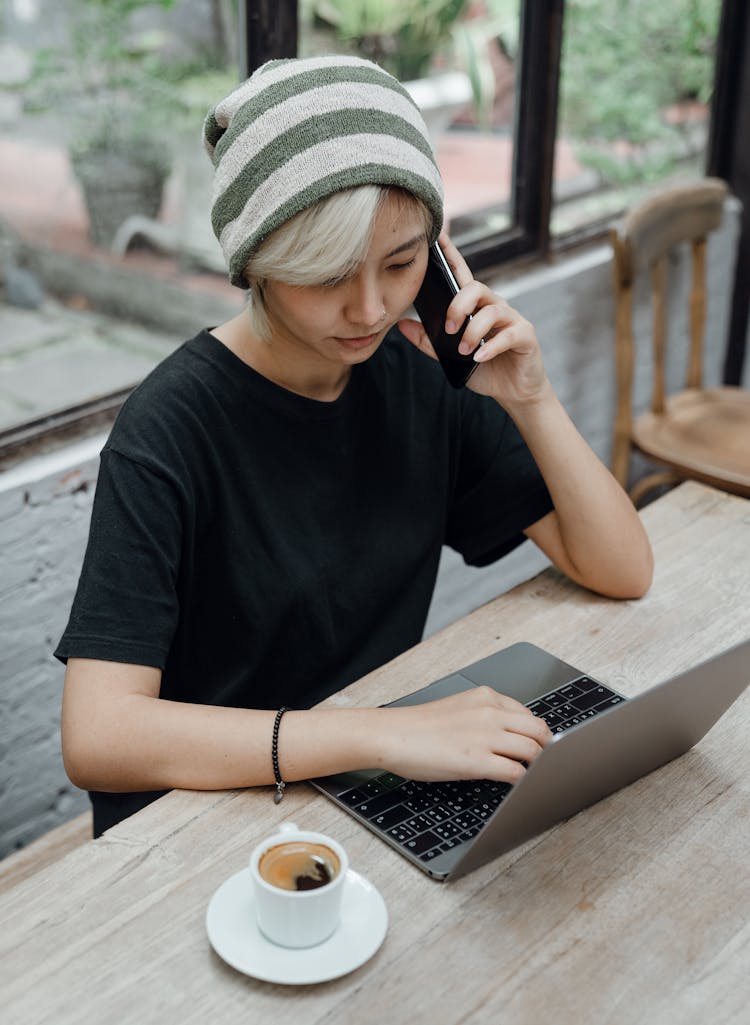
(57, 56), (653, 837)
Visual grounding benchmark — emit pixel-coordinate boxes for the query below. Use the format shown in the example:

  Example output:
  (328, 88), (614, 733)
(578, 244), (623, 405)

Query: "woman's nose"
(343, 275), (384, 327)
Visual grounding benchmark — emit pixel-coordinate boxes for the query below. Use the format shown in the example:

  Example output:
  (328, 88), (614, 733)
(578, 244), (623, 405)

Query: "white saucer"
(206, 867), (388, 985)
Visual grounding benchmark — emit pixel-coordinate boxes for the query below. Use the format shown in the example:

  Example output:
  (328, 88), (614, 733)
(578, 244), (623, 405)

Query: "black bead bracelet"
(272, 706), (288, 804)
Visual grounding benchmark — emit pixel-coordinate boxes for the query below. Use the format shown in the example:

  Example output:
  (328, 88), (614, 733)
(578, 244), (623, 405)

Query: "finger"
(472, 322), (533, 363)
(491, 727), (544, 761)
(485, 754), (529, 785)
(501, 712), (553, 748)
(445, 281), (492, 331)
(437, 231), (473, 289)
(471, 684), (536, 715)
(492, 691), (536, 716)
(456, 305), (517, 355)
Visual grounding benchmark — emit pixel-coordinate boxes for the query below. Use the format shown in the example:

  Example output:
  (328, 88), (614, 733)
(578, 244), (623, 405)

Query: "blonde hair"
(245, 186), (432, 339)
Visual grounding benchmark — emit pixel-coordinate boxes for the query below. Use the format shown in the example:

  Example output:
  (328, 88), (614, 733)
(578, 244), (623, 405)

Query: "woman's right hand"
(371, 686), (553, 784)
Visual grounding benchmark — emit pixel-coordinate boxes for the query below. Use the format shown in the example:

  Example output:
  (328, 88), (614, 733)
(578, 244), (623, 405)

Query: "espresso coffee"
(258, 841), (341, 892)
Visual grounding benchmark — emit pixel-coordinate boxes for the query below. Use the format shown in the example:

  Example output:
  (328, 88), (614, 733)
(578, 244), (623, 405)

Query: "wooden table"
(2, 481), (749, 1025)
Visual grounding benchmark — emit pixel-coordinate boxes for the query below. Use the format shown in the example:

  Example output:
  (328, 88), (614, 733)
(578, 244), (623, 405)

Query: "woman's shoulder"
(105, 329), (247, 469)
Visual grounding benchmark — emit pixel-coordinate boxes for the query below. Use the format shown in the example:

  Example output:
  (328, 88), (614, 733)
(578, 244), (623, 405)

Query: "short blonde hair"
(245, 186), (432, 340)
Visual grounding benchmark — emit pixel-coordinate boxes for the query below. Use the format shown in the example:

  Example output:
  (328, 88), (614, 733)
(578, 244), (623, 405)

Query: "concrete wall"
(1, 199), (746, 857)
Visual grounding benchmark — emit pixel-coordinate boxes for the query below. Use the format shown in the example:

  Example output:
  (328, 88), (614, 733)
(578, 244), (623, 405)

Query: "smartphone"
(412, 241), (479, 388)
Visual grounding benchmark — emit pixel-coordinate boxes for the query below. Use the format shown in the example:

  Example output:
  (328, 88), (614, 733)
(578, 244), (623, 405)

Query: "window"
(0, 0), (742, 467)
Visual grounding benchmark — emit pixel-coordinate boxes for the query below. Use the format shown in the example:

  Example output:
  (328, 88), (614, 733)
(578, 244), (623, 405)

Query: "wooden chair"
(609, 177), (750, 506)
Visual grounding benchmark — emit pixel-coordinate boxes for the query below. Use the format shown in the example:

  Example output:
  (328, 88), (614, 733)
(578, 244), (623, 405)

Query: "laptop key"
(439, 836), (463, 851)
(426, 804), (455, 825)
(575, 676), (600, 693)
(544, 692), (567, 708)
(419, 846), (444, 862)
(356, 788), (407, 818)
(461, 824), (483, 840)
(481, 781), (513, 800)
(370, 805), (413, 831)
(599, 695), (624, 710)
(337, 786), (369, 808)
(444, 795), (473, 813)
(378, 772), (406, 789)
(404, 830), (442, 856)
(405, 813), (437, 833)
(434, 820), (463, 839)
(388, 823), (417, 843)
(403, 794), (439, 814)
(571, 686), (618, 711)
(471, 802), (497, 821)
(453, 811), (482, 831)
(360, 778), (389, 797)
(559, 682), (584, 699)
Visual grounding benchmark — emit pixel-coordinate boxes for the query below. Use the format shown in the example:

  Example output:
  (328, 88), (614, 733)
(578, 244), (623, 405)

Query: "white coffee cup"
(249, 821), (349, 948)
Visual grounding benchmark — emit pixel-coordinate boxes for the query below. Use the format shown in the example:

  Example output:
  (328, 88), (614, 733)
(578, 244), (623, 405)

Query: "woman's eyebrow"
(384, 234), (426, 258)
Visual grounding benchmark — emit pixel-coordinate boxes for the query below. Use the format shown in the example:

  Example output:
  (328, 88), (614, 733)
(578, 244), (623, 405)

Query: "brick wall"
(1, 437), (103, 855)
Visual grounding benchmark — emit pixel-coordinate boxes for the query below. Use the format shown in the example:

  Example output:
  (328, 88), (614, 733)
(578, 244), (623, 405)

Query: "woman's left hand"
(399, 232), (549, 411)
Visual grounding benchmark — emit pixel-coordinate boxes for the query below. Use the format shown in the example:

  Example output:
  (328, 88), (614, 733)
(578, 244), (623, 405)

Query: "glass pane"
(0, 0), (243, 456)
(300, 1), (522, 247)
(553, 0), (722, 235)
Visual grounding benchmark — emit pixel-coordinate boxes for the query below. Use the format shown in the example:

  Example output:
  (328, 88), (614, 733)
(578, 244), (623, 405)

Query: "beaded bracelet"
(272, 707), (288, 804)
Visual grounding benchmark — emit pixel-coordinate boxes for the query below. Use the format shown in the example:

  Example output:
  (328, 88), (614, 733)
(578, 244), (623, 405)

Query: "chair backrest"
(608, 177), (728, 487)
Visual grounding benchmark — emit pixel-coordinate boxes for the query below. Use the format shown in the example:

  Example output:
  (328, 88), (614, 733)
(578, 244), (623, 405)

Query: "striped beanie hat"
(203, 56), (444, 288)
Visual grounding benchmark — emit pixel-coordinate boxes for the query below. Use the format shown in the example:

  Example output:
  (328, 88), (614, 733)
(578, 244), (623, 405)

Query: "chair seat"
(632, 387), (750, 497)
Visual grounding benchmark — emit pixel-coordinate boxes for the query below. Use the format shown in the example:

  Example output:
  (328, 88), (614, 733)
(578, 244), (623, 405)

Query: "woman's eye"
(388, 257), (417, 272)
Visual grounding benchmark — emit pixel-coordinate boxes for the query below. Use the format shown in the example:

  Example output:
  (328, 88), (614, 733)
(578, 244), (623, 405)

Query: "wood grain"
(1, 482), (749, 1025)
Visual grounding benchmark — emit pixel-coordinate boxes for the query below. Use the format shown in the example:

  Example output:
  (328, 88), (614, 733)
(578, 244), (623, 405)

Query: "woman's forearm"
(61, 659), (552, 794)
(506, 382), (654, 598)
(63, 683), (384, 793)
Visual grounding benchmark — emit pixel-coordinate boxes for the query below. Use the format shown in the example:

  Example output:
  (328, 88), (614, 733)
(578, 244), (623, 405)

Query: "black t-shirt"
(56, 328), (553, 835)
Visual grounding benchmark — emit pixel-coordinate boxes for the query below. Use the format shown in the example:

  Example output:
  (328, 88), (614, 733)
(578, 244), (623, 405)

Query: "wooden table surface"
(2, 482), (749, 1025)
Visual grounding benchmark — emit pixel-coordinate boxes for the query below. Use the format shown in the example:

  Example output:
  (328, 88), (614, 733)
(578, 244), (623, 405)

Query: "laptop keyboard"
(336, 676), (625, 864)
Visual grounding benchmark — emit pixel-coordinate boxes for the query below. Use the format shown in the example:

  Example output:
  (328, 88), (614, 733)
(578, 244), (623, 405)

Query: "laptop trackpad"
(384, 673), (475, 708)
(456, 641), (584, 705)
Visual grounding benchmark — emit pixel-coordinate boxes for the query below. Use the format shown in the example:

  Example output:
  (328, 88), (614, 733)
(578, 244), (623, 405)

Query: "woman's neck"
(211, 313), (351, 402)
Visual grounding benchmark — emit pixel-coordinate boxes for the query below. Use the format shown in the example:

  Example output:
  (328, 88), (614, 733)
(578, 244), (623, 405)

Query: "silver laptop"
(312, 639), (750, 881)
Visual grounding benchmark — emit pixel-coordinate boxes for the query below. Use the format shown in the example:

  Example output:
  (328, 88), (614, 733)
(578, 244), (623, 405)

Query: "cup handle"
(278, 821), (298, 834)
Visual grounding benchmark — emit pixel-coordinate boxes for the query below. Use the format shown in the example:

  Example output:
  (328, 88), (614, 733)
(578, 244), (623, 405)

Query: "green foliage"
(30, 0), (183, 165)
(310, 0), (470, 79)
(559, 0), (720, 183)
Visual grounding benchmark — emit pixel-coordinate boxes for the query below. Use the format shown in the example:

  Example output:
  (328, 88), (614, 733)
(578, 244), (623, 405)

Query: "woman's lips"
(335, 333), (379, 350)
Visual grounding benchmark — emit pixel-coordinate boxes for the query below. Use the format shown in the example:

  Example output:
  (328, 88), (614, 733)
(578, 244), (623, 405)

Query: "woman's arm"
(61, 657), (551, 794)
(399, 234), (653, 600)
(513, 386), (653, 598)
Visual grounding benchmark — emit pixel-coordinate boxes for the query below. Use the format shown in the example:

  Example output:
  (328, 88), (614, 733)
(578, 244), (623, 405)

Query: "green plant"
(559, 0), (720, 184)
(29, 0), (181, 162)
(310, 0), (469, 80)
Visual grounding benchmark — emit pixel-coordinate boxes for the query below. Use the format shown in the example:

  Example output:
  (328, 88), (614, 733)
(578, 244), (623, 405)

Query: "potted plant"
(308, 0), (470, 81)
(41, 0), (179, 248)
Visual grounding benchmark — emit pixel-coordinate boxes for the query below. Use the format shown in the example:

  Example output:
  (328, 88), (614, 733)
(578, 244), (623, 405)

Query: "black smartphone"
(412, 241), (478, 388)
